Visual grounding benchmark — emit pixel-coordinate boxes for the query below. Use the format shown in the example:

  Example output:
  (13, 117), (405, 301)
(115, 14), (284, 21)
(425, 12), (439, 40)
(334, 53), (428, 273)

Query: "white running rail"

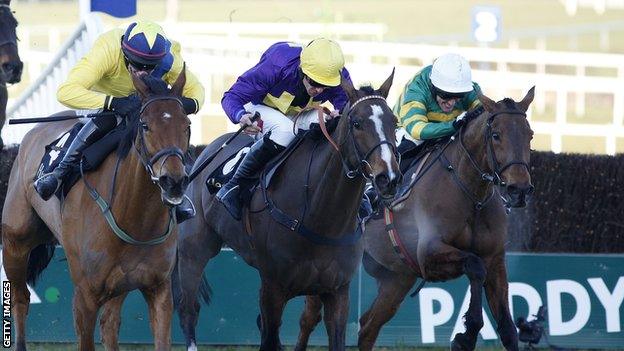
(1, 14), (103, 146)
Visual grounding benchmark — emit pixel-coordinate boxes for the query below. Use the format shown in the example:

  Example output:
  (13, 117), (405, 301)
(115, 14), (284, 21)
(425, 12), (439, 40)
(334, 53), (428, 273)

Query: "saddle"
(35, 122), (127, 200)
(204, 120), (338, 203)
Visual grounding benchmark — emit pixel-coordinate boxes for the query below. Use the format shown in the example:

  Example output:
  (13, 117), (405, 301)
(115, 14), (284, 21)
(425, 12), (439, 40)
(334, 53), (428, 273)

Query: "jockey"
(216, 38), (352, 220)
(394, 53), (482, 154)
(359, 53), (482, 219)
(33, 20), (205, 222)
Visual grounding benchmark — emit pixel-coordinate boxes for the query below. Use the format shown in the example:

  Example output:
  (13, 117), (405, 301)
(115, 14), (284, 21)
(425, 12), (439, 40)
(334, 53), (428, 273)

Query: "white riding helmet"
(430, 53), (474, 94)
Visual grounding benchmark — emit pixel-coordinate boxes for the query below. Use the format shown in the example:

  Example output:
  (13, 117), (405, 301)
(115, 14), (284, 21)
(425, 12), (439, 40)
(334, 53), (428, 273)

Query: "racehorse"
(295, 87), (535, 351)
(2, 71), (191, 351)
(173, 71), (401, 351)
(0, 0), (24, 148)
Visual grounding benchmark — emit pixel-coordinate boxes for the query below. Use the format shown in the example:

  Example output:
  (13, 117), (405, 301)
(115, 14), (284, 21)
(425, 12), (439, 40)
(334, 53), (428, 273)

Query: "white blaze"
(369, 104), (396, 180)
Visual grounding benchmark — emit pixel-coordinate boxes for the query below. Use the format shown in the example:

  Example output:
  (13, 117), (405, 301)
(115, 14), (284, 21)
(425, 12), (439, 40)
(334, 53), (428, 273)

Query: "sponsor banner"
(2, 250), (622, 348)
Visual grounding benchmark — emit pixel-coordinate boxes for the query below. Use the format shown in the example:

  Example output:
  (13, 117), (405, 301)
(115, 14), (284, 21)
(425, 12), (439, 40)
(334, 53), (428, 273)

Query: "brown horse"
(173, 72), (400, 351)
(2, 72), (191, 351)
(295, 87), (535, 351)
(0, 0), (23, 149)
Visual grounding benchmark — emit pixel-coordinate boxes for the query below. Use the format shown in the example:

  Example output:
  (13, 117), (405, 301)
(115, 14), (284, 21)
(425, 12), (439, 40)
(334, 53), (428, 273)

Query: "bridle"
(458, 108), (529, 186)
(135, 96), (188, 183)
(323, 95), (398, 180)
(449, 107), (530, 210)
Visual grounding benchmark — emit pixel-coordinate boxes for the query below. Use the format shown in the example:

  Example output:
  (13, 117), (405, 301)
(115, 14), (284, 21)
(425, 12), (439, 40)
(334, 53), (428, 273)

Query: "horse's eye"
(352, 120), (361, 129)
(492, 132), (501, 141)
(141, 123), (149, 132)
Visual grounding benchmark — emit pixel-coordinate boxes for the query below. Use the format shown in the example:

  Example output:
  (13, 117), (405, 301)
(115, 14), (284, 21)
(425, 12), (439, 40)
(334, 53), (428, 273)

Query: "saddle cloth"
(35, 122), (125, 200)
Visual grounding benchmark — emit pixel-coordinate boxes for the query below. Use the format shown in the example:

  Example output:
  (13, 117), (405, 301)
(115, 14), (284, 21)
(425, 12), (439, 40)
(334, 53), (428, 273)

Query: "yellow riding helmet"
(300, 38), (345, 87)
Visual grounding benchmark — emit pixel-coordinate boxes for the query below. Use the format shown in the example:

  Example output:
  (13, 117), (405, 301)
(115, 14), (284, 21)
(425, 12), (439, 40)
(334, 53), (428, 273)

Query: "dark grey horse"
(173, 71), (401, 351)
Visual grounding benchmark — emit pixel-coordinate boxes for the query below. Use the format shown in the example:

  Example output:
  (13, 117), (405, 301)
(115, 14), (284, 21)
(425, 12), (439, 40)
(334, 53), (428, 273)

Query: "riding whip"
(8, 111), (117, 125)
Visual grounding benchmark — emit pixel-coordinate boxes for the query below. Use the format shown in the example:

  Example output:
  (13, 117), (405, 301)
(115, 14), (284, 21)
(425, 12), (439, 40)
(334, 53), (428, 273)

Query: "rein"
(81, 96), (186, 246)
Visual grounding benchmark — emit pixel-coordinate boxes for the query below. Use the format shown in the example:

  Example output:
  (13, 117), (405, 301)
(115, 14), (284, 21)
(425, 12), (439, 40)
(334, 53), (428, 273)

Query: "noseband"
(135, 96), (187, 182)
(336, 95), (398, 179)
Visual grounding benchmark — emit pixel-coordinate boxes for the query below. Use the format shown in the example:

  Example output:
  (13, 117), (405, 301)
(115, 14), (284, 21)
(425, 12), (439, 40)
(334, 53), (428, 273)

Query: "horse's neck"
(305, 128), (364, 235)
(449, 116), (493, 200)
(110, 150), (170, 234)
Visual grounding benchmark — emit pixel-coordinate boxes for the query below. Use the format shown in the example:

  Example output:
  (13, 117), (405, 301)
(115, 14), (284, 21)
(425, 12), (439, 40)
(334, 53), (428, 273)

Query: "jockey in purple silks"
(217, 38), (353, 220)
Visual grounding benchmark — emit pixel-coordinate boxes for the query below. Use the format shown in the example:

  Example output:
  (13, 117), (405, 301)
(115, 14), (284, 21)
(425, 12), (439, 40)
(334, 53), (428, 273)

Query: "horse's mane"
(500, 97), (516, 109)
(116, 76), (172, 159)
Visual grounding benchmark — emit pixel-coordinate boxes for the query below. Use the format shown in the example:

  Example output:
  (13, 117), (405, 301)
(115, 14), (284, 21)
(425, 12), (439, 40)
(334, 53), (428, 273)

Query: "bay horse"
(173, 71), (401, 351)
(295, 87), (536, 351)
(0, 0), (23, 149)
(2, 71), (191, 351)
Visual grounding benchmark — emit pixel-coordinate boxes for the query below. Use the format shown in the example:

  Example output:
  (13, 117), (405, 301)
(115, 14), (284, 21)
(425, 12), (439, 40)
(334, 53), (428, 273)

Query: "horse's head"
(130, 68), (191, 206)
(0, 0), (23, 84)
(338, 70), (401, 201)
(474, 87), (535, 208)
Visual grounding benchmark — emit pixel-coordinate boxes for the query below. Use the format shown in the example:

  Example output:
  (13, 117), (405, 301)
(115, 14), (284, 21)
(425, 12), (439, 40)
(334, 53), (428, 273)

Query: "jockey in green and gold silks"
(394, 53), (481, 142)
(34, 20), (204, 223)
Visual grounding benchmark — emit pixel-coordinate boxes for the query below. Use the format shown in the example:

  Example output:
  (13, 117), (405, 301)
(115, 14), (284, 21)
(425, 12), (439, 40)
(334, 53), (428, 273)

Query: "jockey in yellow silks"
(34, 20), (205, 222)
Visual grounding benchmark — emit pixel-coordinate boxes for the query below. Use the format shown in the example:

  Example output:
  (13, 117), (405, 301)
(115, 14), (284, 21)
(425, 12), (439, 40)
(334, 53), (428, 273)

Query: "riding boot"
(34, 119), (102, 201)
(216, 137), (286, 220)
(175, 195), (196, 223)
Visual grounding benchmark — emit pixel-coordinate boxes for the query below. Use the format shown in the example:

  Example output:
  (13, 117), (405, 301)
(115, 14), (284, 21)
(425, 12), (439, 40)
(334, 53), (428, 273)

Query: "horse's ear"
(131, 73), (150, 100)
(518, 86), (535, 113)
(478, 91), (497, 112)
(378, 68), (394, 99)
(171, 62), (187, 97)
(340, 76), (358, 103)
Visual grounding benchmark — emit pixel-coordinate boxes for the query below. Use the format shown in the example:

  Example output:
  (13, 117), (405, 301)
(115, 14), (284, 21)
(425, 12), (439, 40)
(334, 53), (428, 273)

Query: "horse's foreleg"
(99, 292), (128, 351)
(450, 253), (486, 351)
(2, 241), (32, 351)
(294, 295), (323, 351)
(357, 271), (416, 351)
(142, 280), (173, 351)
(320, 284), (351, 351)
(259, 280), (287, 351)
(419, 244), (485, 351)
(174, 226), (221, 351)
(484, 254), (518, 351)
(73, 286), (99, 351)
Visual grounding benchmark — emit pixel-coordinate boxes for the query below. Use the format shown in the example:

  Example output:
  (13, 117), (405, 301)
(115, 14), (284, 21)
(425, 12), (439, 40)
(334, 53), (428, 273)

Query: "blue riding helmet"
(121, 21), (169, 70)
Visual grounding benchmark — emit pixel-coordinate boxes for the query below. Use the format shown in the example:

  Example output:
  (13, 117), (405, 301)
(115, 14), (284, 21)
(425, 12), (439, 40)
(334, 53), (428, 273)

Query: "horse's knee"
(463, 254), (486, 282)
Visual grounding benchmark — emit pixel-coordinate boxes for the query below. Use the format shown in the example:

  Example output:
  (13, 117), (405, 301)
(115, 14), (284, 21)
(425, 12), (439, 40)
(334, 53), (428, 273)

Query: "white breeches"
(245, 103), (326, 147)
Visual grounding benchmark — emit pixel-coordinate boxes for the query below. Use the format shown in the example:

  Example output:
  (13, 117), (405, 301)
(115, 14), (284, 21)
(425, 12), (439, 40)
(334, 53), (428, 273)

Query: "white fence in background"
(5, 21), (624, 154)
(2, 15), (103, 145)
(560, 0), (624, 14)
